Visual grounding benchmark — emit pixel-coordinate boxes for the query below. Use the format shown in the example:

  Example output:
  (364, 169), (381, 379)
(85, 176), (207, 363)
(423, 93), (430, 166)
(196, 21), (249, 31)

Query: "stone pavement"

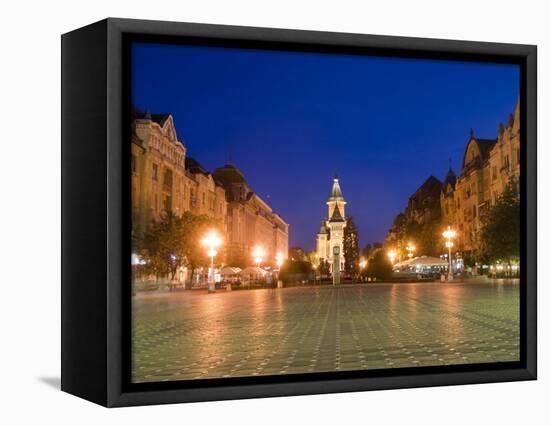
(132, 279), (520, 383)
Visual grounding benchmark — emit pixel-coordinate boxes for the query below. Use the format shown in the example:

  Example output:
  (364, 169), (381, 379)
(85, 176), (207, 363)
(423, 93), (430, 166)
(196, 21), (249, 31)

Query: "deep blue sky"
(132, 42), (519, 251)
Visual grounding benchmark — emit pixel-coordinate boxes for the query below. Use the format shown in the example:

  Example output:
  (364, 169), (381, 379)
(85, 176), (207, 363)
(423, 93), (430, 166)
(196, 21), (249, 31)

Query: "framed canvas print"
(61, 18), (537, 407)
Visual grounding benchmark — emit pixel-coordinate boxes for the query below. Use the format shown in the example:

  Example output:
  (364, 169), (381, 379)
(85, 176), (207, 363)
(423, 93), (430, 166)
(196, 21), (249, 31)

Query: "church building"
(316, 176), (347, 274)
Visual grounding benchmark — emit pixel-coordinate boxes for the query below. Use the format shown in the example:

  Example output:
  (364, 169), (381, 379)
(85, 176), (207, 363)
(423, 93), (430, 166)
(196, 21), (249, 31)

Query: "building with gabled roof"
(440, 99), (520, 259)
(131, 108), (228, 240)
(213, 164), (289, 266)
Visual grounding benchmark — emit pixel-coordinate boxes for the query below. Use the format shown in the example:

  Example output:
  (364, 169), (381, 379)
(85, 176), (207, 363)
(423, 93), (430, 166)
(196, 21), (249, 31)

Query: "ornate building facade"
(131, 110), (228, 238)
(131, 108), (288, 267)
(316, 177), (347, 273)
(213, 165), (289, 266)
(441, 100), (520, 257)
(385, 176), (442, 251)
(131, 111), (189, 236)
(385, 99), (520, 264)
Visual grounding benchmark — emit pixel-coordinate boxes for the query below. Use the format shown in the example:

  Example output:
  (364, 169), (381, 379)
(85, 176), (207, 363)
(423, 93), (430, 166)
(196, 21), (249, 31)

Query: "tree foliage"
(279, 260), (313, 282)
(479, 179), (520, 264)
(343, 216), (360, 275)
(400, 219), (444, 257)
(318, 258), (330, 276)
(365, 248), (393, 280)
(289, 246), (307, 262)
(139, 211), (222, 280)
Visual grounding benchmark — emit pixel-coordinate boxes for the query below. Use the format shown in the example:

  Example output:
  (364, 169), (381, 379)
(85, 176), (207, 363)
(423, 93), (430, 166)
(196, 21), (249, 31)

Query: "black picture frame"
(61, 18), (537, 407)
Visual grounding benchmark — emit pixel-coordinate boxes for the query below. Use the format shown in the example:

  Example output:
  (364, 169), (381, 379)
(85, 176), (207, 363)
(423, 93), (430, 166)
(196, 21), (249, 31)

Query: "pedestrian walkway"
(132, 280), (520, 383)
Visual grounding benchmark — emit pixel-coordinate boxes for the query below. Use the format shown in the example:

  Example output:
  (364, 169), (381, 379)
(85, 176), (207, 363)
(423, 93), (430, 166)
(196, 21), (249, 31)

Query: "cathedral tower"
(316, 176), (347, 279)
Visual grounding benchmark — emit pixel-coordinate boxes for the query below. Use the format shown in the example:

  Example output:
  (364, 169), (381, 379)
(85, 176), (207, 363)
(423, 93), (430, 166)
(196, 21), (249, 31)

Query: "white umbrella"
(408, 256), (448, 266)
(239, 266), (267, 278)
(220, 266), (241, 276)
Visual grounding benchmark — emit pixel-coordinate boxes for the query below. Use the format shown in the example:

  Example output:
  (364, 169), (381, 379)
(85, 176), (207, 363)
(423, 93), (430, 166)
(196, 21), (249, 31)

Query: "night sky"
(132, 42), (519, 251)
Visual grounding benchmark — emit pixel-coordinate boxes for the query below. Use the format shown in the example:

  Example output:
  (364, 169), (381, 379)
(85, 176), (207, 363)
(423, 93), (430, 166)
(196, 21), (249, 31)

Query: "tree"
(306, 250), (319, 268)
(361, 243), (373, 259)
(398, 219), (443, 257)
(280, 260), (313, 282)
(140, 211), (222, 282)
(178, 211), (223, 281)
(479, 179), (520, 264)
(343, 216), (360, 276)
(289, 246), (307, 262)
(140, 211), (186, 281)
(365, 248), (393, 280)
(318, 258), (330, 276)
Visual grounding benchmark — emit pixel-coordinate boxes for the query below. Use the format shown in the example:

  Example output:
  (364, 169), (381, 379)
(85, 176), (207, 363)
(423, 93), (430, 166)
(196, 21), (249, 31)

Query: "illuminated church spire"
(316, 176), (347, 280)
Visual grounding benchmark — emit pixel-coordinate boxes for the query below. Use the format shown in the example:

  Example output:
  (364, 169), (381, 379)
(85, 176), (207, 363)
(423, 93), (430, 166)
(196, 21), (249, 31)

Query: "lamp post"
(359, 258), (367, 282)
(442, 226), (457, 281)
(202, 230), (222, 293)
(387, 249), (397, 265)
(253, 246), (266, 268)
(275, 252), (284, 269)
(275, 252), (284, 288)
(406, 242), (416, 259)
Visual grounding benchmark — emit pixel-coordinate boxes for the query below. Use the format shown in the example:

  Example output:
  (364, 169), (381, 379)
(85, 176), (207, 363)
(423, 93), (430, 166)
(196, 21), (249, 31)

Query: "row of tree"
(133, 211), (222, 281)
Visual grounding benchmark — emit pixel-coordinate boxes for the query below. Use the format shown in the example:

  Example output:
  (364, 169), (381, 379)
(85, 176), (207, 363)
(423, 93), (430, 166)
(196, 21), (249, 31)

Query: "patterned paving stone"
(132, 279), (520, 383)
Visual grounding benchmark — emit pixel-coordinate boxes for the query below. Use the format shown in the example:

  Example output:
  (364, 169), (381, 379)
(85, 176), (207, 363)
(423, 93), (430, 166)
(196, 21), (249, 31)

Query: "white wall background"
(0, 0), (546, 423)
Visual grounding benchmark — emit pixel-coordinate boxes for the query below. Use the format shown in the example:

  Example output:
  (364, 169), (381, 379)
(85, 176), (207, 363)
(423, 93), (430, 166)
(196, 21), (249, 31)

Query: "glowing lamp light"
(406, 242), (416, 258)
(201, 230), (223, 293)
(359, 259), (367, 269)
(387, 249), (397, 264)
(202, 230), (222, 250)
(253, 246), (266, 267)
(442, 226), (457, 240)
(275, 252), (284, 268)
(442, 226), (457, 280)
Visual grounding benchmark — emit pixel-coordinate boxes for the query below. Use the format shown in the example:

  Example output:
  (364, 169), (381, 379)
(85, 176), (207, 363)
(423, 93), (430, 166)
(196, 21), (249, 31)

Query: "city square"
(129, 44), (521, 384)
(132, 279), (520, 383)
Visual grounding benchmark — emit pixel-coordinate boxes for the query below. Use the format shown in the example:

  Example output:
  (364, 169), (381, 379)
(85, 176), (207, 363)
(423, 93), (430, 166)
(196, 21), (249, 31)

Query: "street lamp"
(406, 242), (416, 259)
(442, 226), (457, 281)
(275, 252), (284, 269)
(252, 246), (266, 268)
(387, 249), (397, 265)
(202, 230), (222, 293)
(359, 258), (367, 270)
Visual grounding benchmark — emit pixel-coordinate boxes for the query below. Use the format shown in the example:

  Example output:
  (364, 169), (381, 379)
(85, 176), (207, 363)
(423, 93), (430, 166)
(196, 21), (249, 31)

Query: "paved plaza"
(132, 279), (520, 383)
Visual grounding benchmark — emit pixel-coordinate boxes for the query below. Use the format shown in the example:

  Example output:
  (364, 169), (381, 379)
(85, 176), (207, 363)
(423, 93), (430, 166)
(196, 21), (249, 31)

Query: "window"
(163, 169), (173, 190)
(164, 195), (172, 212)
(492, 166), (497, 181)
(152, 163), (158, 181)
(516, 148), (520, 165)
(131, 155), (137, 173)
